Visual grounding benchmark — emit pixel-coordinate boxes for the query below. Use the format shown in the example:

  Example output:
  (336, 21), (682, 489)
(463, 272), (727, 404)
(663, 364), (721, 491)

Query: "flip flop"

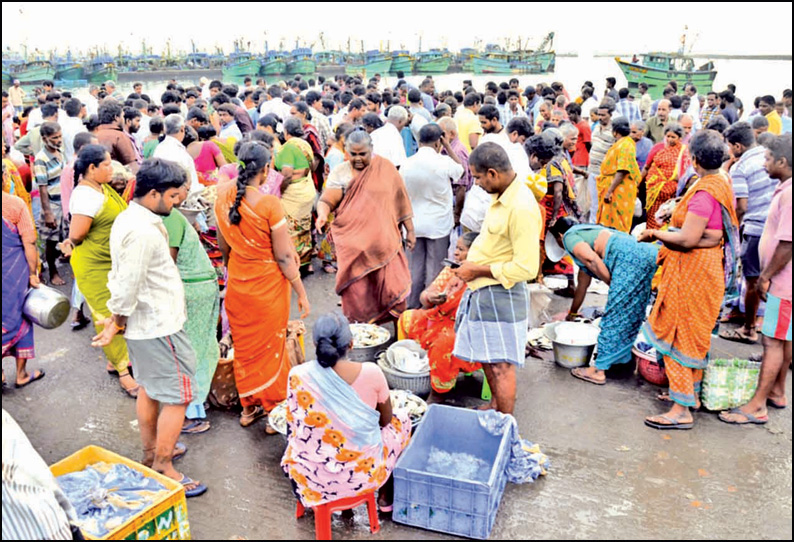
(644, 414), (694, 430)
(181, 420), (211, 434)
(179, 475), (208, 498)
(379, 503), (393, 513)
(15, 369), (46, 389)
(656, 393), (702, 411)
(719, 312), (744, 324)
(571, 367), (606, 385)
(767, 397), (787, 409)
(719, 408), (768, 425)
(172, 442), (187, 461)
(240, 405), (266, 427)
(71, 318), (91, 331)
(718, 328), (757, 344)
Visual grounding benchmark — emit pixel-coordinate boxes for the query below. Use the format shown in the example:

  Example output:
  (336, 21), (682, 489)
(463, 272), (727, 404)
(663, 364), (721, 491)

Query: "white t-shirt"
(400, 147), (462, 239)
(69, 185), (105, 217)
(371, 123), (407, 168)
(460, 184), (492, 233)
(481, 131), (531, 184)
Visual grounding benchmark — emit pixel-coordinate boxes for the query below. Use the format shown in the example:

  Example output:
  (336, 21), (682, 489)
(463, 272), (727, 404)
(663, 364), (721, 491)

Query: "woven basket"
(701, 358), (761, 411)
(633, 347), (668, 387)
(377, 353), (432, 397)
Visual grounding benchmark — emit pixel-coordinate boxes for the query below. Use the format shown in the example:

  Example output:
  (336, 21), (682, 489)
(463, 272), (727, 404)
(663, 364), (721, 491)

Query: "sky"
(2, 1), (792, 57)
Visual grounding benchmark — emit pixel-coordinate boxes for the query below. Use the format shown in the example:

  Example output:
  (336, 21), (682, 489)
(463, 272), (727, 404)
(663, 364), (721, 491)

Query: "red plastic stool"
(295, 491), (380, 540)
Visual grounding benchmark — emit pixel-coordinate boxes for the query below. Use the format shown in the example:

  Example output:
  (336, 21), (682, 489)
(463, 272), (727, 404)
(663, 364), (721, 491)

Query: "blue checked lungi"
(453, 281), (528, 367)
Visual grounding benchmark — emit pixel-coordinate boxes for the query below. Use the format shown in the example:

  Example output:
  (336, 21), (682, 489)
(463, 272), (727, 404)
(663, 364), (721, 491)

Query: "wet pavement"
(3, 265), (791, 540)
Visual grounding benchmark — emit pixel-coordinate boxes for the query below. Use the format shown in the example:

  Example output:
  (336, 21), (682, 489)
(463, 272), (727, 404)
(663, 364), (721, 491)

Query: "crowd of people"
(1, 69), (791, 524)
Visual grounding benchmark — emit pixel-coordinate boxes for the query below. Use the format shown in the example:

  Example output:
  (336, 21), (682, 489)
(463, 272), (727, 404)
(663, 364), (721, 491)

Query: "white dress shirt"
(400, 146), (463, 239)
(134, 114), (151, 146)
(371, 122), (407, 168)
(60, 115), (87, 163)
(220, 121), (243, 141)
(107, 201), (186, 340)
(153, 135), (202, 194)
(259, 97), (292, 122)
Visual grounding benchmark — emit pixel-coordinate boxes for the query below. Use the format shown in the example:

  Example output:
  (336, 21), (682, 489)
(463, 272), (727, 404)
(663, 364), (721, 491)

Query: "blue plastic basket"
(392, 404), (511, 539)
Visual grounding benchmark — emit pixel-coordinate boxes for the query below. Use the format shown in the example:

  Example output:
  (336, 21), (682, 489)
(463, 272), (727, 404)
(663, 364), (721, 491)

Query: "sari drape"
(70, 184), (130, 372)
(645, 143), (691, 229)
(397, 267), (480, 393)
(2, 217), (34, 359)
(215, 182), (291, 411)
(596, 136), (641, 233)
(281, 361), (411, 506)
(332, 156), (413, 324)
(278, 138), (317, 266)
(641, 174), (739, 406)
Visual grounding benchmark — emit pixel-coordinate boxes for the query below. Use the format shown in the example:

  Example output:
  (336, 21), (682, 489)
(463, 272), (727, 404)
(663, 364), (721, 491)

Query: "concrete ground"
(3, 265), (791, 540)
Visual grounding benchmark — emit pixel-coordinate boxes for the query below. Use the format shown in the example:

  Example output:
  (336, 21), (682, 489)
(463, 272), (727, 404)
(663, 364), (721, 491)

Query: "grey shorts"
(740, 234), (761, 279)
(37, 198), (64, 242)
(126, 330), (197, 405)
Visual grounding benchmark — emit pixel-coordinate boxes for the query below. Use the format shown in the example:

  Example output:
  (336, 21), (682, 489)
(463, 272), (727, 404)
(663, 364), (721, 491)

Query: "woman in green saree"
(276, 118), (317, 269)
(61, 145), (139, 397)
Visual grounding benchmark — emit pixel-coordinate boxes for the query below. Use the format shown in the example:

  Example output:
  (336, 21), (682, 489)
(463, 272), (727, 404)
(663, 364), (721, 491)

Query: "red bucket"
(633, 347), (669, 387)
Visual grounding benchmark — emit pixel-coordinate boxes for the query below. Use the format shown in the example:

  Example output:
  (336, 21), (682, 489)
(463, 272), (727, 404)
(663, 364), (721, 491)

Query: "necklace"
(82, 179), (102, 192)
(245, 185), (260, 192)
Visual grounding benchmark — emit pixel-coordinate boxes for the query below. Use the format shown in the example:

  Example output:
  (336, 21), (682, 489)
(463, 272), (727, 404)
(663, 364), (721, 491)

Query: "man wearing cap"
(9, 79), (26, 114)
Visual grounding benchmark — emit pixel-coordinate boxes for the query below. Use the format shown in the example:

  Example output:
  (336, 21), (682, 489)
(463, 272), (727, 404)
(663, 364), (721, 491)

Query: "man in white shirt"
(371, 105), (409, 168)
(94, 158), (206, 499)
(637, 83), (652, 120)
(84, 85), (100, 117)
(217, 104), (243, 140)
(480, 105), (530, 181)
(153, 114), (202, 194)
(132, 99), (151, 146)
(258, 85), (292, 122)
(60, 98), (87, 163)
(684, 83), (702, 130)
(400, 124), (464, 308)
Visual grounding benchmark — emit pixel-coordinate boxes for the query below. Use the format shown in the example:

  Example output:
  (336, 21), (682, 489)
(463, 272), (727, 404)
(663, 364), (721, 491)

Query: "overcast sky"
(3, 2), (792, 56)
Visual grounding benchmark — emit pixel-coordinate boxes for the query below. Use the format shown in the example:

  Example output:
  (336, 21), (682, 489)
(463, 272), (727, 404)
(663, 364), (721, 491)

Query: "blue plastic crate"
(392, 404), (511, 539)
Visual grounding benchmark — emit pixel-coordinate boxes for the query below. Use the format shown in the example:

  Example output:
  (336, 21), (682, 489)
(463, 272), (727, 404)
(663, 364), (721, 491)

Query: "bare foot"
(477, 400), (497, 411)
(50, 273), (66, 286)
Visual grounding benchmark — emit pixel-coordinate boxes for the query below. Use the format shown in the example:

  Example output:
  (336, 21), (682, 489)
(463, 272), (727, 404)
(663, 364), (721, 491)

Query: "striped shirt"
(503, 105), (528, 127)
(33, 147), (65, 197)
(2, 409), (76, 541)
(730, 145), (777, 237)
(700, 105), (721, 127)
(587, 123), (615, 177)
(615, 99), (642, 124)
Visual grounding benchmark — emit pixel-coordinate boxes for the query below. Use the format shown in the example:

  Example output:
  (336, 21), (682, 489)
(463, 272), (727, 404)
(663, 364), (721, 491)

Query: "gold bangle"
(112, 321), (126, 333)
(287, 275), (301, 283)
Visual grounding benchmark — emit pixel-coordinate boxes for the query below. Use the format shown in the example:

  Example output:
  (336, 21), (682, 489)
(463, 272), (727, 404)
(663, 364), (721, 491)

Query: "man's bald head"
(657, 99), (671, 120)
(437, 117), (458, 139)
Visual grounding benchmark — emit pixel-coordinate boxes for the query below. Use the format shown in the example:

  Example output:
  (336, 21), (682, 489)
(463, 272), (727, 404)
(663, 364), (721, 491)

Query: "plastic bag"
(477, 410), (550, 484)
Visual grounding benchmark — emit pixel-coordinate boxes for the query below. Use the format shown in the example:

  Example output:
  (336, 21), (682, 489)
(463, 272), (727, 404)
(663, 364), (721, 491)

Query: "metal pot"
(545, 322), (599, 369)
(22, 285), (70, 329)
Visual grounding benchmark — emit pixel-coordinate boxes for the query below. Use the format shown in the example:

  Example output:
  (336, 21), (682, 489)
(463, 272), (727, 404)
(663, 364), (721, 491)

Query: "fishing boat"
(345, 50), (392, 77)
(223, 50), (261, 78)
(472, 33), (555, 75)
(54, 58), (84, 82)
(390, 50), (414, 75)
(260, 50), (287, 76)
(286, 48), (316, 76)
(616, 28), (717, 100)
(9, 60), (56, 84)
(84, 55), (118, 83)
(458, 47), (478, 72)
(414, 49), (451, 74)
(2, 70), (12, 89)
(185, 52), (212, 70)
(314, 50), (345, 72)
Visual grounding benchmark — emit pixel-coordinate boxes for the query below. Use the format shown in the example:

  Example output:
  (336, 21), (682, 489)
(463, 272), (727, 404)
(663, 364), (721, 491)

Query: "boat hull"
(616, 59), (717, 99)
(55, 66), (85, 81)
(14, 63), (56, 84)
(390, 56), (414, 74)
(86, 66), (117, 84)
(222, 59), (261, 78)
(415, 57), (450, 74)
(345, 58), (392, 77)
(472, 52), (555, 74)
(286, 59), (316, 76)
(260, 60), (286, 76)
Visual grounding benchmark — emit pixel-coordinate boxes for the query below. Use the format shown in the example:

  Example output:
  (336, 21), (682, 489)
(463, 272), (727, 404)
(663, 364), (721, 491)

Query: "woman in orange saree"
(397, 233), (481, 394)
(643, 123), (691, 229)
(596, 117), (641, 233)
(316, 130), (415, 324)
(215, 142), (311, 427)
(638, 131), (739, 430)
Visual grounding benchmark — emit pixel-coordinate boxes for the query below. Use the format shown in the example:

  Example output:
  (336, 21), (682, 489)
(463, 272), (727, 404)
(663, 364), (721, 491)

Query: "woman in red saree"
(397, 233), (481, 393)
(316, 129), (415, 324)
(642, 123), (691, 229)
(215, 142), (311, 427)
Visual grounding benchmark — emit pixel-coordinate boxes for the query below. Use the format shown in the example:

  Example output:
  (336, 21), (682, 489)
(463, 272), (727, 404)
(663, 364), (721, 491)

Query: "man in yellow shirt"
(453, 142), (542, 414)
(759, 95), (782, 135)
(454, 92), (484, 152)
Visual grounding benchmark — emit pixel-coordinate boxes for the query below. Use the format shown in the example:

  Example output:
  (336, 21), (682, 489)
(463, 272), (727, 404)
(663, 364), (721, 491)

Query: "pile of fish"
(350, 323), (391, 349)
